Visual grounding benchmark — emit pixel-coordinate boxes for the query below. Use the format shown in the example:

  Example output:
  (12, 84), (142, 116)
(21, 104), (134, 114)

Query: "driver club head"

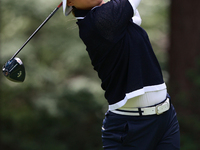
(2, 57), (25, 82)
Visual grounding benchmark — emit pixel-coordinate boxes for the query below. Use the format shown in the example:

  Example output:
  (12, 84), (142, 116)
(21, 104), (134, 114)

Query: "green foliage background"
(1, 0), (195, 150)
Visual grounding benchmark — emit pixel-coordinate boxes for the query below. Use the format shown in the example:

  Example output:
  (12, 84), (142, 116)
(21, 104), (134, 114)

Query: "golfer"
(64, 0), (180, 149)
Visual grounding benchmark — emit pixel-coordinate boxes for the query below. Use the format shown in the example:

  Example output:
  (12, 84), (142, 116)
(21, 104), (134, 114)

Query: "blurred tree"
(0, 1), (104, 150)
(169, 0), (200, 149)
(1, 89), (104, 150)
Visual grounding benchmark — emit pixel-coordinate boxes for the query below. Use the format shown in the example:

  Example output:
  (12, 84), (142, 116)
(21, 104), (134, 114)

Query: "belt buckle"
(155, 99), (169, 115)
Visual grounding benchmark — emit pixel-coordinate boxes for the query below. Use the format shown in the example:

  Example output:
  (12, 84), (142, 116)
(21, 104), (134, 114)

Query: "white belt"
(111, 98), (170, 116)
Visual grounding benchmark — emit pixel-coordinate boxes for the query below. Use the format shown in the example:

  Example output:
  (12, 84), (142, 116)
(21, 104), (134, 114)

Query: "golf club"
(2, 2), (63, 82)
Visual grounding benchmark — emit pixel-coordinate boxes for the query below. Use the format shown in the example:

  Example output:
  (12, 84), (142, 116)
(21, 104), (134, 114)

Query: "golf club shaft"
(10, 2), (63, 60)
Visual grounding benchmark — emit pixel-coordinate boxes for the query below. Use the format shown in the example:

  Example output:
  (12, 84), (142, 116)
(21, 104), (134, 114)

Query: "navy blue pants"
(102, 104), (180, 150)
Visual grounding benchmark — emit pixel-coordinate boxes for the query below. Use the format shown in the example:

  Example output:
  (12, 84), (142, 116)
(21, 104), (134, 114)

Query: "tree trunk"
(169, 0), (200, 148)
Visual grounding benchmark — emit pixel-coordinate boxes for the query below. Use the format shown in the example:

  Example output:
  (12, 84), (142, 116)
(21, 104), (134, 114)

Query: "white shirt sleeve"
(128, 0), (142, 13)
(132, 9), (142, 26)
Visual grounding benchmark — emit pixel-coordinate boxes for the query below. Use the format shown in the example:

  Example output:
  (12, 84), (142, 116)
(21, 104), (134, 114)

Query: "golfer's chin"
(71, 0), (105, 10)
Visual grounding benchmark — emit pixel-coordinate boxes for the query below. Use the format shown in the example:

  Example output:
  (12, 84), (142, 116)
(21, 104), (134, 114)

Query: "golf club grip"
(10, 2), (63, 60)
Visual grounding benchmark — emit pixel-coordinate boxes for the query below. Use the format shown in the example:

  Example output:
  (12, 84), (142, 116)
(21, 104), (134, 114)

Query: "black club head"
(2, 57), (25, 82)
